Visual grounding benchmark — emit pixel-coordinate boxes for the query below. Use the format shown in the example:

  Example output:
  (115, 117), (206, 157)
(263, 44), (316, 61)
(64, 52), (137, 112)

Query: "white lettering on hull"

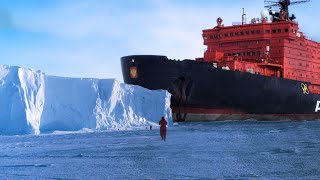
(315, 101), (320, 113)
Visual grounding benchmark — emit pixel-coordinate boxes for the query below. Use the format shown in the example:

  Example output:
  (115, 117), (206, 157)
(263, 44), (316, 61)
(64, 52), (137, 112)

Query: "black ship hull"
(121, 55), (320, 121)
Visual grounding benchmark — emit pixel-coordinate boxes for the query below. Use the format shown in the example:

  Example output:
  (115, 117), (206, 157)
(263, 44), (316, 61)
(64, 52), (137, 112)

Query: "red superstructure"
(199, 0), (320, 94)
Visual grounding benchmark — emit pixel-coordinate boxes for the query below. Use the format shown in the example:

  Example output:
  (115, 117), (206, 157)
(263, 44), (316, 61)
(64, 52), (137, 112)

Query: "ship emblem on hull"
(301, 83), (309, 94)
(130, 67), (138, 78)
(316, 101), (320, 113)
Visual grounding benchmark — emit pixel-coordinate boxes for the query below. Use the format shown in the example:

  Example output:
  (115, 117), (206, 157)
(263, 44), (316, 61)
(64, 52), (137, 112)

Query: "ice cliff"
(0, 65), (172, 135)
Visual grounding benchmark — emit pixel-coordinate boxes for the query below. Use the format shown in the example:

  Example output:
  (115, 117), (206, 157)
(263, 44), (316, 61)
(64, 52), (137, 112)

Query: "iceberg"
(0, 65), (172, 135)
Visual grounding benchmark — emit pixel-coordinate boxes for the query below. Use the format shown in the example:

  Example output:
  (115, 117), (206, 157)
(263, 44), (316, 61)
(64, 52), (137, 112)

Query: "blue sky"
(0, 0), (318, 82)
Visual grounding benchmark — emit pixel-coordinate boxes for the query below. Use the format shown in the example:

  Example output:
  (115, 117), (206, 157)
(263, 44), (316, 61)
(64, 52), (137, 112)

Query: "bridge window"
(278, 29), (281, 33)
(265, 30), (270, 34)
(225, 33), (228, 37)
(256, 30), (261, 34)
(251, 30), (255, 34)
(235, 32), (239, 36)
(272, 29), (276, 33)
(210, 35), (213, 39)
(240, 32), (244, 35)
(246, 31), (250, 35)
(230, 32), (233, 36)
(285, 28), (289, 32)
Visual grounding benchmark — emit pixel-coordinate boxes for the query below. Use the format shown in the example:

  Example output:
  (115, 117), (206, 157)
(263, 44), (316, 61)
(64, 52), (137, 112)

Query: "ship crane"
(264, 0), (310, 21)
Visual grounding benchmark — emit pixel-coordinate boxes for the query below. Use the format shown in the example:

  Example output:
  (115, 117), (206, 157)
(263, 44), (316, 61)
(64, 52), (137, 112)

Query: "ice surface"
(0, 65), (172, 135)
(0, 121), (320, 179)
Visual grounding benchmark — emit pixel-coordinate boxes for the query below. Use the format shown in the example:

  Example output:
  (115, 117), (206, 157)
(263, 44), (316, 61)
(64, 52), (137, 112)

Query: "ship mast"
(264, 0), (310, 21)
(242, 8), (246, 25)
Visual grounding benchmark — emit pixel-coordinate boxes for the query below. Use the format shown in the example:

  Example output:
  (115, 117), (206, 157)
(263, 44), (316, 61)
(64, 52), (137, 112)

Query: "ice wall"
(0, 65), (172, 135)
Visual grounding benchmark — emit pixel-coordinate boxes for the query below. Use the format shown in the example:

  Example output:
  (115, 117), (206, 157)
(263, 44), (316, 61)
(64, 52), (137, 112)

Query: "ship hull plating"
(121, 55), (320, 121)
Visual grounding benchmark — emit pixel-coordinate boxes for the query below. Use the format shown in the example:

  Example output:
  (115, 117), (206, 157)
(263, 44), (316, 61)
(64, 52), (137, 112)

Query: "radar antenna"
(264, 0), (310, 20)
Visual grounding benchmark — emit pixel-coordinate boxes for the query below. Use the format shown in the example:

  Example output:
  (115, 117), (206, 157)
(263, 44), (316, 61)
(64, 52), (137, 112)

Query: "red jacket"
(159, 118), (167, 129)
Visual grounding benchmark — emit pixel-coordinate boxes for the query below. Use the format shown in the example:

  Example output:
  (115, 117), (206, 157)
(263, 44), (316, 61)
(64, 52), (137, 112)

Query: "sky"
(0, 0), (318, 82)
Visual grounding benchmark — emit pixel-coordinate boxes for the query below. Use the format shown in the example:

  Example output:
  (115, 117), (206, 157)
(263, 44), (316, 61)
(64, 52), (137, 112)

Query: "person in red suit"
(159, 116), (167, 141)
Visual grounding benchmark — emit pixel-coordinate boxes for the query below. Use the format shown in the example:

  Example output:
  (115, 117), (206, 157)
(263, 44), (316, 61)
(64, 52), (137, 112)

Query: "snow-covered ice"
(0, 65), (172, 135)
(1, 121), (320, 179)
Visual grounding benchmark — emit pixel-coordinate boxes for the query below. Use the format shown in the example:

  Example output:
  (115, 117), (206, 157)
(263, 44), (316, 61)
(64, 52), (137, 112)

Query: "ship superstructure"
(201, 0), (320, 94)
